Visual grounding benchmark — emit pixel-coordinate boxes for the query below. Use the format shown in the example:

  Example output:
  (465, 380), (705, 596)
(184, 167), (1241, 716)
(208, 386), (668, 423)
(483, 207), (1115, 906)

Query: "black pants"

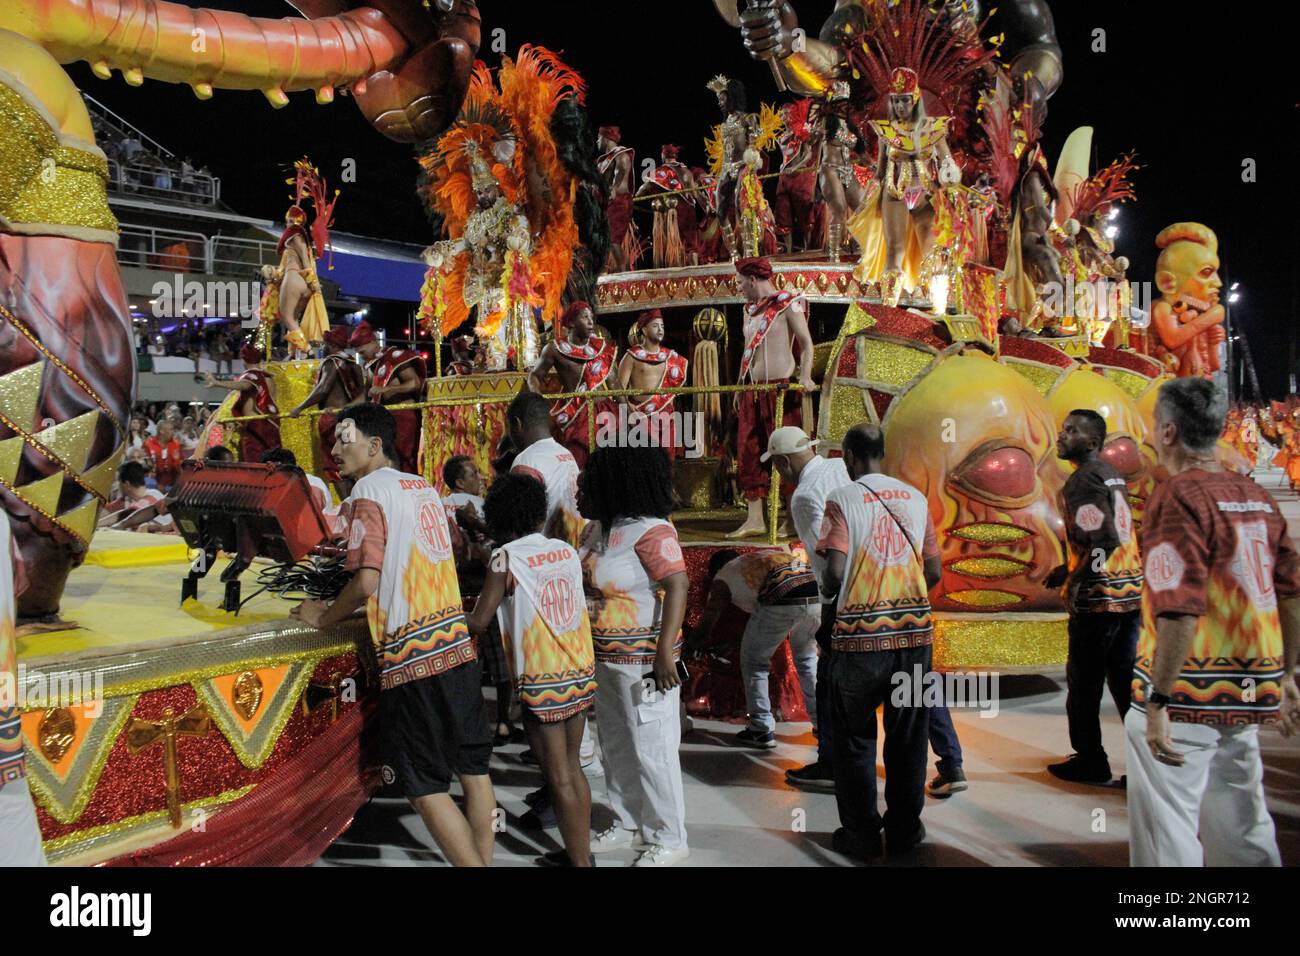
(830, 644), (931, 841)
(814, 614), (834, 766)
(1065, 610), (1140, 762)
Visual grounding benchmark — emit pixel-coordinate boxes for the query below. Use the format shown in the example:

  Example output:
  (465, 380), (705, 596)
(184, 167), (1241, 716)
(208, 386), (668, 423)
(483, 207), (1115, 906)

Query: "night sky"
(67, 0), (1297, 396)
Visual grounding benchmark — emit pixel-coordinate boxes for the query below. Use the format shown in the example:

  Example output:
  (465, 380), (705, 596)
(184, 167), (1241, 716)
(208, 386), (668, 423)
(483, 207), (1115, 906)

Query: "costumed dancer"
(617, 309), (689, 461)
(728, 257), (814, 539)
(598, 126), (640, 271)
(774, 99), (824, 255)
(351, 322), (427, 476)
(259, 158), (337, 355)
(446, 335), (480, 376)
(288, 325), (366, 495)
(705, 75), (780, 259)
(205, 344), (281, 463)
(635, 144), (701, 268)
(417, 47), (590, 373)
(819, 112), (870, 263)
(527, 301), (616, 470)
(849, 67), (962, 306)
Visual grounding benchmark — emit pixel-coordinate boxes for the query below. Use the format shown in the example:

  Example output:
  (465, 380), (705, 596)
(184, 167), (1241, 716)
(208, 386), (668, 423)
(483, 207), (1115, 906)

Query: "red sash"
(627, 348), (688, 416)
(319, 354), (365, 403)
(553, 337), (616, 427)
(650, 163), (687, 192)
(368, 347), (427, 395)
(237, 368), (279, 417)
(739, 291), (801, 383)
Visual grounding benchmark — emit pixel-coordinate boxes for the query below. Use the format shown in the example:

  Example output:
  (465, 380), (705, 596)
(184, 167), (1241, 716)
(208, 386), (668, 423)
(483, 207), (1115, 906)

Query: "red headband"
(661, 144), (680, 159)
(559, 300), (592, 329)
(735, 256), (773, 280)
(322, 326), (349, 349)
(349, 321), (376, 348)
(598, 126), (621, 143)
(240, 343), (264, 365)
(636, 309), (664, 330)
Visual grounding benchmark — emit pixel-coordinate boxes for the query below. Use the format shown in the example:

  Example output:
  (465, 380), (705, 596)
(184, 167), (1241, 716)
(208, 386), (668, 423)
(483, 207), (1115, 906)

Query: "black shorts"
(379, 660), (492, 798)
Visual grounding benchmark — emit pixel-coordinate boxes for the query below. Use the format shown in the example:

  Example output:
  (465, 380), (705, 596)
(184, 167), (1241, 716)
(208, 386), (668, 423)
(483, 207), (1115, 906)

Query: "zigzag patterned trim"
(0, 302), (124, 436)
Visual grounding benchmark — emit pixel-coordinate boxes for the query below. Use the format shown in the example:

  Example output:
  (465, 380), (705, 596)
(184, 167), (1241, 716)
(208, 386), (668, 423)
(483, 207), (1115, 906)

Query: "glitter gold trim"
(0, 80), (116, 239)
(0, 302), (125, 434)
(1003, 360), (1062, 396)
(945, 588), (1025, 608)
(43, 785), (256, 864)
(948, 523), (1032, 544)
(19, 619), (367, 703)
(1100, 367), (1155, 401)
(22, 695), (139, 824)
(193, 661), (315, 770)
(933, 614), (1067, 669)
(946, 557), (1028, 579)
(861, 340), (936, 389)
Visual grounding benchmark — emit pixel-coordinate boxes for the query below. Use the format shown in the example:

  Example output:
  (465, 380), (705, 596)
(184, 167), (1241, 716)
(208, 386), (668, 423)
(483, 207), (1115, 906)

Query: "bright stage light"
(929, 274), (950, 315)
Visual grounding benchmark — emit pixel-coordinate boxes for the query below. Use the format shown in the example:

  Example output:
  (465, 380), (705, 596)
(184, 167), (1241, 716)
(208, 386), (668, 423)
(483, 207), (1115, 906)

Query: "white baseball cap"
(761, 426), (818, 462)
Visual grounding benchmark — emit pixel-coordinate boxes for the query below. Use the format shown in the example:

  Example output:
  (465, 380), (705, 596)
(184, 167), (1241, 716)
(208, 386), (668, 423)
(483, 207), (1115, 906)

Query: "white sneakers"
(632, 844), (690, 868)
(590, 825), (646, 854)
(590, 827), (690, 865)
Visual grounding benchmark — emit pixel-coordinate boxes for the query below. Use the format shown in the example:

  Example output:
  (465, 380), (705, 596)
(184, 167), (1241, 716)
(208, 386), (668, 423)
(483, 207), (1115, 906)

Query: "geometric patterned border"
(193, 661), (314, 769)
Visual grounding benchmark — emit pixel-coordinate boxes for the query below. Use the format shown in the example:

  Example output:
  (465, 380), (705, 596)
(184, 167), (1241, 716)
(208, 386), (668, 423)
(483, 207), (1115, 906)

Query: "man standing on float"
(351, 321), (427, 476)
(729, 256), (814, 539)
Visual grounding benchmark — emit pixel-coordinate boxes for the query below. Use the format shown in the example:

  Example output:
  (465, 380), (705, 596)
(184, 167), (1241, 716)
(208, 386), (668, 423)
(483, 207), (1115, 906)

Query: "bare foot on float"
(726, 499), (767, 539)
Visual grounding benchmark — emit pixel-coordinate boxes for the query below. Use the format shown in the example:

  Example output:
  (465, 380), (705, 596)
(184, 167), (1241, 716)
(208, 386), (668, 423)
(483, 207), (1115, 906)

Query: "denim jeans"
(928, 702), (963, 775)
(830, 644), (932, 840)
(1065, 610), (1140, 762)
(741, 603), (820, 732)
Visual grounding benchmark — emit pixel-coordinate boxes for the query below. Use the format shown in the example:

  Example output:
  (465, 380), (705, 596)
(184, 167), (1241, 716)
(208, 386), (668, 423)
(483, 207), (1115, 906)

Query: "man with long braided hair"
(579, 446), (690, 866)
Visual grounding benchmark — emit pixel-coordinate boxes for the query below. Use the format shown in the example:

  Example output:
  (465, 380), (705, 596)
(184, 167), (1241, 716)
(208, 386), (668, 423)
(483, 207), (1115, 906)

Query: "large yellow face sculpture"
(1155, 223), (1222, 304)
(883, 350), (1066, 612)
(1047, 366), (1153, 524)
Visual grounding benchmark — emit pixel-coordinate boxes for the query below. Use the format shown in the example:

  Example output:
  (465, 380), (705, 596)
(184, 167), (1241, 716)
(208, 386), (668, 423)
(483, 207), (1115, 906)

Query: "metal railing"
(116, 222), (277, 277)
(218, 379), (814, 544)
(107, 159), (221, 206)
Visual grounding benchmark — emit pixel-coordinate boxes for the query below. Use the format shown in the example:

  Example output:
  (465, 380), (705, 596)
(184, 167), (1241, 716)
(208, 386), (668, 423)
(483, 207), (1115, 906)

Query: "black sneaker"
(734, 728), (777, 750)
(927, 767), (968, 797)
(885, 821), (926, 857)
(523, 786), (551, 809)
(1047, 754), (1112, 785)
(519, 803), (557, 829)
(831, 826), (882, 861)
(785, 761), (836, 792)
(536, 848), (595, 867)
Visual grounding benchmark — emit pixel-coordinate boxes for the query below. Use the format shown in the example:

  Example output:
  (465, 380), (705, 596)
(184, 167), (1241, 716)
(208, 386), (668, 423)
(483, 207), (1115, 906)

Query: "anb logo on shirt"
(416, 500), (452, 559)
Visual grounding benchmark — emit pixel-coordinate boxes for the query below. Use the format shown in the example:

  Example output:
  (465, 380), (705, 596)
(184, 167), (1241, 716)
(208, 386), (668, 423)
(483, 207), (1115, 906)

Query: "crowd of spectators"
(91, 113), (218, 205)
(136, 318), (241, 374)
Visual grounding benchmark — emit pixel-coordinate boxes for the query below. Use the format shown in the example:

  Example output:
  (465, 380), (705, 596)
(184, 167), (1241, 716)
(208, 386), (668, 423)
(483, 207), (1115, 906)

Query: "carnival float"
(0, 0), (1239, 863)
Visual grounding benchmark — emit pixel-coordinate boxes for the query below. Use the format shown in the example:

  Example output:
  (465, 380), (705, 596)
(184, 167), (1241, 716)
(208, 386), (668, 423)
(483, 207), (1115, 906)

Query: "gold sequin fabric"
(933, 616), (1067, 668)
(0, 83), (116, 237)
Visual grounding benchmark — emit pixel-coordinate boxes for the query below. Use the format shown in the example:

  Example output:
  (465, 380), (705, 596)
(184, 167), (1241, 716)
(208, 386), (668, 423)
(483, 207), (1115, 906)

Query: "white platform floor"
(316, 468), (1300, 868)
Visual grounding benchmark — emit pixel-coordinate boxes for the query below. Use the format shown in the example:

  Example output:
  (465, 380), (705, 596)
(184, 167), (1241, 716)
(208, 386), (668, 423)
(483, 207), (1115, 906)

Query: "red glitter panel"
(998, 335), (1075, 368)
(837, 340), (858, 377)
(870, 389), (893, 422)
(35, 652), (364, 844)
(1088, 346), (1163, 379)
(858, 303), (950, 350)
(108, 699), (379, 866)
